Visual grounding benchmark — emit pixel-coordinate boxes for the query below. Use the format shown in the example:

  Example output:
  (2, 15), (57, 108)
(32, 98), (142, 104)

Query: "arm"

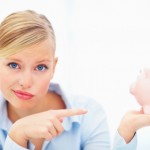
(118, 109), (150, 143)
(113, 108), (150, 150)
(113, 130), (137, 150)
(8, 109), (87, 149)
(0, 130), (30, 150)
(3, 136), (31, 150)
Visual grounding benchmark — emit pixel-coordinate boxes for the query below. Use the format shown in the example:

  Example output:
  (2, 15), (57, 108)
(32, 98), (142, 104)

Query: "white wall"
(1, 0), (150, 149)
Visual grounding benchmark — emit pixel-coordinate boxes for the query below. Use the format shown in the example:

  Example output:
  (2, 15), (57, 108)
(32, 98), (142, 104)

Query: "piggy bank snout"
(133, 89), (150, 114)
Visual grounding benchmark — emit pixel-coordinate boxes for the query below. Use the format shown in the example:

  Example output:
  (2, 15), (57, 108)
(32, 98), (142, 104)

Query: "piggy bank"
(130, 68), (150, 114)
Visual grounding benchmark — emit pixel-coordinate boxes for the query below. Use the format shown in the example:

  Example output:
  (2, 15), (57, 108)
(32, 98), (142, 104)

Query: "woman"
(0, 9), (147, 150)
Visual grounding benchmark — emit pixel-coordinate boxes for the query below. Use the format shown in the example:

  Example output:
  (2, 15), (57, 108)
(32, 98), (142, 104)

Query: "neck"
(7, 91), (66, 122)
(7, 101), (45, 122)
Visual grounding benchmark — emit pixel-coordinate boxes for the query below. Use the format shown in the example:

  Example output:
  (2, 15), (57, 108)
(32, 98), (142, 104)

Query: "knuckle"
(48, 109), (55, 115)
(45, 135), (52, 141)
(45, 122), (54, 131)
(54, 132), (58, 137)
(52, 131), (57, 137)
(40, 127), (48, 135)
(49, 115), (55, 121)
(47, 123), (53, 130)
(58, 127), (64, 134)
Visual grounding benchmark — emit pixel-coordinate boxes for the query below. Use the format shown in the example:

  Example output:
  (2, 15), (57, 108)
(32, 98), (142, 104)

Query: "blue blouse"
(0, 83), (137, 150)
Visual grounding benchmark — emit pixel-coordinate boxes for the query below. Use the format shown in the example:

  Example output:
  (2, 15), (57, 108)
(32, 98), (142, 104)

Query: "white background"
(1, 0), (150, 149)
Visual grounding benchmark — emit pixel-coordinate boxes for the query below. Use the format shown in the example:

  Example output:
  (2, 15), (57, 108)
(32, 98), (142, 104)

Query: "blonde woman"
(0, 10), (146, 150)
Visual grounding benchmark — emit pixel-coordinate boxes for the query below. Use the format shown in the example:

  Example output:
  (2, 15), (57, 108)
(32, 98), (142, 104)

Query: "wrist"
(118, 120), (136, 143)
(9, 122), (28, 148)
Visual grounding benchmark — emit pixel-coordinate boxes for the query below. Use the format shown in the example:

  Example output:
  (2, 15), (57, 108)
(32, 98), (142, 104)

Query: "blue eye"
(8, 63), (19, 69)
(36, 65), (48, 71)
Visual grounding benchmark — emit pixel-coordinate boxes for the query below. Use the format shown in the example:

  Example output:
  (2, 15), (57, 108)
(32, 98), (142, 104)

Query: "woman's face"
(0, 38), (57, 110)
(130, 68), (150, 105)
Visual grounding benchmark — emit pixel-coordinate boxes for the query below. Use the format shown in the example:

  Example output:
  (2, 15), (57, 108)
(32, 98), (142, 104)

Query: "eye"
(36, 65), (48, 71)
(8, 62), (19, 69)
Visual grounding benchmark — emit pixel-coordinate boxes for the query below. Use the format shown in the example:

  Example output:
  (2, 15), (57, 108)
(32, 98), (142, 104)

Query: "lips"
(13, 90), (34, 100)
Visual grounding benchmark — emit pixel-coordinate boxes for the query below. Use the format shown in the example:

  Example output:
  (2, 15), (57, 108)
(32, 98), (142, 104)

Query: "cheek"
(130, 75), (145, 96)
(36, 78), (51, 93)
(0, 70), (20, 95)
(0, 74), (13, 99)
(0, 73), (14, 89)
(131, 79), (150, 101)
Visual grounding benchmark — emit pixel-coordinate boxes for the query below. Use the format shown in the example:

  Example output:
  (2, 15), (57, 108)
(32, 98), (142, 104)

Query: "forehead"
(9, 38), (54, 59)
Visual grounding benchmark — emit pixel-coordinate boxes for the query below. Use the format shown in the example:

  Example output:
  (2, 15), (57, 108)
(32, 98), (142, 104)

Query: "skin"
(0, 38), (87, 149)
(118, 68), (150, 143)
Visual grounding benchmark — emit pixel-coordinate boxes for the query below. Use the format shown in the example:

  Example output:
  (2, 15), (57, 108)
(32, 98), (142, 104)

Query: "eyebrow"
(6, 58), (53, 63)
(6, 58), (22, 63)
(36, 59), (53, 63)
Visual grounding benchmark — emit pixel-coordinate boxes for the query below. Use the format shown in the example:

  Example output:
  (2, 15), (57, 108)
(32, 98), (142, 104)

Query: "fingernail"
(59, 118), (63, 122)
(80, 109), (88, 113)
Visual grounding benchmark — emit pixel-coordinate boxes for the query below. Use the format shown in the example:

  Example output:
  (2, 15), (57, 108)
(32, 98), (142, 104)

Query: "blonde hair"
(0, 10), (56, 58)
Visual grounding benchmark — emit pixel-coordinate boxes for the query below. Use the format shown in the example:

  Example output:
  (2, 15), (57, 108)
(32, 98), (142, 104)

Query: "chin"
(15, 103), (36, 111)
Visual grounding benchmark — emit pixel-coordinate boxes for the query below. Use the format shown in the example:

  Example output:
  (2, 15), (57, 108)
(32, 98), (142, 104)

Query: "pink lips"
(14, 90), (34, 100)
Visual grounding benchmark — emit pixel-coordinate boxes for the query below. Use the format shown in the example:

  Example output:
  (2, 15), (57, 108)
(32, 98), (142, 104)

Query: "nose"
(139, 68), (150, 78)
(18, 70), (33, 89)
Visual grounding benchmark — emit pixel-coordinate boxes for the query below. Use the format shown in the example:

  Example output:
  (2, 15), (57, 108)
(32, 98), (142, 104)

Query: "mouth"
(13, 90), (34, 100)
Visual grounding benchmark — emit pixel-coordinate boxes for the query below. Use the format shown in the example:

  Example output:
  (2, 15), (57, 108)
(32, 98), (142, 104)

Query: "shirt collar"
(49, 83), (81, 131)
(0, 94), (12, 131)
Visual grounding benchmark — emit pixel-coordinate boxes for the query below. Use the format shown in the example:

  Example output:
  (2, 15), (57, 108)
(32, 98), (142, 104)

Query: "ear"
(51, 57), (58, 79)
(53, 57), (58, 72)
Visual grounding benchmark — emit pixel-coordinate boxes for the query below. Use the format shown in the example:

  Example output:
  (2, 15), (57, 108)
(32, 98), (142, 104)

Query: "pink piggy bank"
(130, 68), (150, 114)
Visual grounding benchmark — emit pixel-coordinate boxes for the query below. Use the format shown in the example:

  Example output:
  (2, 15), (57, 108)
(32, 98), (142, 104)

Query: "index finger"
(54, 108), (88, 118)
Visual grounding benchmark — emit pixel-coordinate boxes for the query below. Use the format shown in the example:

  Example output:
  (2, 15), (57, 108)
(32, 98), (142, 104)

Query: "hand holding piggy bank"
(130, 68), (150, 114)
